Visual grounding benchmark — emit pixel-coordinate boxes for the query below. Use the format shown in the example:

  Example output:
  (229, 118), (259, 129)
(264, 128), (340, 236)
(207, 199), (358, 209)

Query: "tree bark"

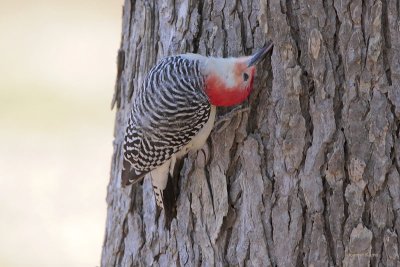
(102, 0), (400, 266)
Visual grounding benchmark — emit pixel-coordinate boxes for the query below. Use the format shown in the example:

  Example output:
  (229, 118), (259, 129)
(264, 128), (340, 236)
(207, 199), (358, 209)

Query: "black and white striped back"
(122, 55), (210, 185)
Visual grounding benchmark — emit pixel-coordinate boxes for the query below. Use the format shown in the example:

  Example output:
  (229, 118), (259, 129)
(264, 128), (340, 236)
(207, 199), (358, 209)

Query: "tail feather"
(162, 157), (184, 228)
(124, 155), (184, 229)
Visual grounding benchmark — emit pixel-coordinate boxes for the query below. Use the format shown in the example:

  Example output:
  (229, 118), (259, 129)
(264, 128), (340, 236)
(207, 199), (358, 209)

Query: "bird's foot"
(213, 106), (250, 133)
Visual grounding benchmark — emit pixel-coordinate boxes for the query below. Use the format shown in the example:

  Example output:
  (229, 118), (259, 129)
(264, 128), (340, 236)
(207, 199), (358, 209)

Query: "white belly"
(150, 105), (217, 208)
(177, 105), (216, 158)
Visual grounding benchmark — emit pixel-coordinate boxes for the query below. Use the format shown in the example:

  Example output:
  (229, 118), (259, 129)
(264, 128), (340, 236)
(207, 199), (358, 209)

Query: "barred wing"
(122, 56), (210, 186)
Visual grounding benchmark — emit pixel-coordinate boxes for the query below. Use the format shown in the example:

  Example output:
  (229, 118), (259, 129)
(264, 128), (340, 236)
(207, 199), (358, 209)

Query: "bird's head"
(204, 43), (273, 106)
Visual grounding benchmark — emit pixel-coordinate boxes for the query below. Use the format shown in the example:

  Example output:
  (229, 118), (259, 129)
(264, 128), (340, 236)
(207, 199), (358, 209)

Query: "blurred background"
(0, 0), (122, 266)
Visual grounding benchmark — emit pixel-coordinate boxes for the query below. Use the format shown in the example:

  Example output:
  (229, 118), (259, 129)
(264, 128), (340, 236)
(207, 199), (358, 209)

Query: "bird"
(121, 42), (273, 225)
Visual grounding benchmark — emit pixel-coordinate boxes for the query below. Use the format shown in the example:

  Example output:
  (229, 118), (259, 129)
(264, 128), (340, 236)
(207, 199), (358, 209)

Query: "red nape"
(205, 70), (255, 107)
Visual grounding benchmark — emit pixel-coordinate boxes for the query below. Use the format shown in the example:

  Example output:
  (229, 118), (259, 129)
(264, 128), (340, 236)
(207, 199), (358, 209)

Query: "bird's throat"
(205, 75), (253, 106)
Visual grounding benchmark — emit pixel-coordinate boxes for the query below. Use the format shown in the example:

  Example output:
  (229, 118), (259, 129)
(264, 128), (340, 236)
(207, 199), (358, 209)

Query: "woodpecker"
(122, 43), (273, 222)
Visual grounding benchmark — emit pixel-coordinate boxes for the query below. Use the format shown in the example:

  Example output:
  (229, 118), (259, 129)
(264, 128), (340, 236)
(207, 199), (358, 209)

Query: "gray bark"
(102, 0), (400, 266)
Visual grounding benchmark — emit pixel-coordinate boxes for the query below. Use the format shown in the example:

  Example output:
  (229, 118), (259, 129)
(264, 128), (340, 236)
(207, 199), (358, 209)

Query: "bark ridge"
(103, 0), (400, 266)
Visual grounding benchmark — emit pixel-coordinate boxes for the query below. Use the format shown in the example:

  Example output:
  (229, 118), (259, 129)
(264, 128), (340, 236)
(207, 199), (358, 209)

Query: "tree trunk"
(102, 0), (400, 266)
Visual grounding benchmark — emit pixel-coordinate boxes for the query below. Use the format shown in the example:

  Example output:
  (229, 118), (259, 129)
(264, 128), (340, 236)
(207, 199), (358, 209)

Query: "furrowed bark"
(102, 0), (400, 266)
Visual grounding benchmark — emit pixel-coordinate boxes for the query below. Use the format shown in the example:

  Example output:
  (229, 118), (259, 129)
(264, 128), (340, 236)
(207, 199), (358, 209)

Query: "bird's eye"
(243, 73), (249, 81)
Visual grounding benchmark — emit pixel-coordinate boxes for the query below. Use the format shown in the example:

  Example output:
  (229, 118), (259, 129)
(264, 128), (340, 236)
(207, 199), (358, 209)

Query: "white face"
(203, 57), (255, 91)
(204, 57), (238, 88)
(182, 53), (254, 91)
(180, 53), (236, 87)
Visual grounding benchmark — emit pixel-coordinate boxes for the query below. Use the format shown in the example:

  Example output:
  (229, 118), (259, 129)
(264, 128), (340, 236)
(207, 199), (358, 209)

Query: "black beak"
(247, 41), (274, 67)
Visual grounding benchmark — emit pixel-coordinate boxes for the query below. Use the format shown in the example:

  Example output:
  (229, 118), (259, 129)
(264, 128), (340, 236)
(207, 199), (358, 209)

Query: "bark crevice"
(101, 0), (400, 266)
